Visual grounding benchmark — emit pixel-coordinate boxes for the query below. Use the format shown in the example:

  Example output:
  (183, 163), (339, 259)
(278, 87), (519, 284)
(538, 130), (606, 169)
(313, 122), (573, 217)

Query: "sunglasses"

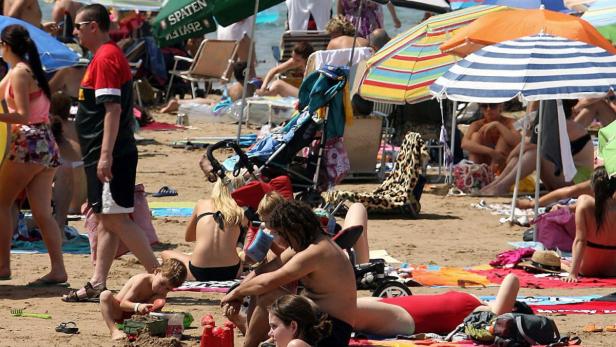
(74, 21), (94, 30)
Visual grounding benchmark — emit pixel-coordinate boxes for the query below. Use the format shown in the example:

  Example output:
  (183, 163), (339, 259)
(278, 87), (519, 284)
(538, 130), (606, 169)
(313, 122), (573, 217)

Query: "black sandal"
(61, 282), (106, 303)
(56, 321), (79, 334)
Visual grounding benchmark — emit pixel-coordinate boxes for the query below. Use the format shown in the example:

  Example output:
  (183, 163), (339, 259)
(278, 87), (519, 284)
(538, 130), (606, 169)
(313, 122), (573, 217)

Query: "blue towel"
(11, 234), (91, 254)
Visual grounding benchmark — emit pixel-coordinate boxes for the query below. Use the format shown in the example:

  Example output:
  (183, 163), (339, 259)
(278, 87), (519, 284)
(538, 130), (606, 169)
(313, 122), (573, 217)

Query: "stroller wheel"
(372, 281), (412, 298)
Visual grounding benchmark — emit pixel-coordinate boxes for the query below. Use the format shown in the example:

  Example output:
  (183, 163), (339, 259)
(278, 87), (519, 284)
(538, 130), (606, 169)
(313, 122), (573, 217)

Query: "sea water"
(39, 1), (423, 76)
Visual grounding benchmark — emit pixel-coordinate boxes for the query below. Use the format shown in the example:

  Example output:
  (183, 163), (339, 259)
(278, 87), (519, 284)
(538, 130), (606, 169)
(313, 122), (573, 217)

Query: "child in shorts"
(99, 258), (187, 340)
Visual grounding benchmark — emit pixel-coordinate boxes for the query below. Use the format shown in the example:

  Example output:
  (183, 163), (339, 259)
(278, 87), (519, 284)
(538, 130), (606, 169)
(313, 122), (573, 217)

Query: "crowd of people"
(0, 0), (615, 346)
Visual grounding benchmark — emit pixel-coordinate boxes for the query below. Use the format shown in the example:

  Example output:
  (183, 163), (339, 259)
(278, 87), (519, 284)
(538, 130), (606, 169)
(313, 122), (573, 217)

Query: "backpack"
(446, 310), (495, 343)
(492, 313), (560, 347)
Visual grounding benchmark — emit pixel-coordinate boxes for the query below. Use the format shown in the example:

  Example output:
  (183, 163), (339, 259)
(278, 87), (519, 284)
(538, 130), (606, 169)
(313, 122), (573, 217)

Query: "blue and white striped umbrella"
(430, 34), (616, 103)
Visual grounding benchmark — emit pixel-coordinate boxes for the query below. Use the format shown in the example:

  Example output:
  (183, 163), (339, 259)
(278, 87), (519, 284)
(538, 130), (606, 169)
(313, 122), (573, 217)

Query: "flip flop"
(27, 278), (70, 288)
(56, 321), (79, 334)
(152, 186), (178, 197)
(606, 325), (616, 332)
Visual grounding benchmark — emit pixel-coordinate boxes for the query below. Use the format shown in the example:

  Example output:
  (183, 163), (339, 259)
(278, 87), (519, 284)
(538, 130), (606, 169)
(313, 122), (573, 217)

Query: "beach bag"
(453, 160), (494, 193)
(492, 313), (560, 347)
(84, 184), (159, 264)
(532, 208), (575, 252)
(461, 311), (496, 344)
(324, 137), (350, 186)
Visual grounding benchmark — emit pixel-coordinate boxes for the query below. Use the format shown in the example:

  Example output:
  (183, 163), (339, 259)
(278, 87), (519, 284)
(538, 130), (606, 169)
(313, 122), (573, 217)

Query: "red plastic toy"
(200, 316), (235, 347)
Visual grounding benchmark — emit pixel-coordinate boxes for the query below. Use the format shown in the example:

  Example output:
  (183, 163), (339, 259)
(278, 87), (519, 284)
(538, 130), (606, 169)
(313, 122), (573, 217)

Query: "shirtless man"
(461, 103), (519, 173)
(221, 200), (357, 347)
(4, 0), (42, 27)
(325, 15), (369, 50)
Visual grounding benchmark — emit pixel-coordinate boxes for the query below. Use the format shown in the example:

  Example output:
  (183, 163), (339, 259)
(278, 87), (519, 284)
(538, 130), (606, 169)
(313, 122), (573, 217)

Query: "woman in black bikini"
(161, 175), (246, 281)
(564, 166), (616, 282)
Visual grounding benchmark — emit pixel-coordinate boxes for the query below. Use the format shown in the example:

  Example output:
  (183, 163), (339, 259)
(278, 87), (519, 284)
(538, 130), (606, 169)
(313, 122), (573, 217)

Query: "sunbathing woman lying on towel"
(161, 174), (247, 281)
(564, 166), (616, 282)
(354, 274), (520, 336)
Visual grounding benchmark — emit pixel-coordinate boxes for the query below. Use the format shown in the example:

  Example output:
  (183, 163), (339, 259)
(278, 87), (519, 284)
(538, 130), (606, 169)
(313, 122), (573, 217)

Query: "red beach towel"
(473, 268), (616, 289)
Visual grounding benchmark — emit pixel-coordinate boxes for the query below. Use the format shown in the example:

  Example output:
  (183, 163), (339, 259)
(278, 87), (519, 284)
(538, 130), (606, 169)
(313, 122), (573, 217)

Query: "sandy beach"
(0, 113), (613, 346)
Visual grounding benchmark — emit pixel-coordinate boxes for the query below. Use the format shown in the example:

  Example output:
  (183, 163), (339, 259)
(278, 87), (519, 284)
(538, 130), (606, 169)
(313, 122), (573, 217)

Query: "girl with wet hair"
(268, 294), (332, 347)
(0, 24), (67, 284)
(564, 166), (616, 282)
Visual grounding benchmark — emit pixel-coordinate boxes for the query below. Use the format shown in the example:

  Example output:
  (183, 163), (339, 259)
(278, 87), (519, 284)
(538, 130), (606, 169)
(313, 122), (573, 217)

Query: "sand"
(0, 113), (613, 346)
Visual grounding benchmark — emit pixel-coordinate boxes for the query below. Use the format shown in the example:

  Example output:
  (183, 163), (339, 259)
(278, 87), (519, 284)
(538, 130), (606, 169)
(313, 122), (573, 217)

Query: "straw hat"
(518, 250), (562, 274)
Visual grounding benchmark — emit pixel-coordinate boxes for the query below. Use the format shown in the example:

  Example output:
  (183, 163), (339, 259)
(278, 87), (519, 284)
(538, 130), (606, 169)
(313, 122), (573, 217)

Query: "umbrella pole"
(533, 100), (544, 240)
(509, 112), (529, 225)
(236, 0), (260, 143)
(448, 100), (457, 183)
(348, 0), (365, 67)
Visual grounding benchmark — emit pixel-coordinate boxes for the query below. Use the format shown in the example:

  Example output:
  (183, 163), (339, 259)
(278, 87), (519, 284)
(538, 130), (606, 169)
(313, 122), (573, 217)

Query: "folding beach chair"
(275, 30), (330, 63)
(165, 39), (240, 102)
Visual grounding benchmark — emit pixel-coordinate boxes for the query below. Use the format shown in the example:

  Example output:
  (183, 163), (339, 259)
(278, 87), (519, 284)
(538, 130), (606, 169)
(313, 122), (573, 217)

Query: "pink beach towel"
(173, 280), (241, 293)
(473, 268), (616, 289)
(140, 121), (184, 131)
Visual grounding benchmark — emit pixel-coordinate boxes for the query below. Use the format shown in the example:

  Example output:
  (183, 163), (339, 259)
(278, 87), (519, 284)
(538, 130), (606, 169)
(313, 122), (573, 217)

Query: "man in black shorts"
(62, 4), (159, 303)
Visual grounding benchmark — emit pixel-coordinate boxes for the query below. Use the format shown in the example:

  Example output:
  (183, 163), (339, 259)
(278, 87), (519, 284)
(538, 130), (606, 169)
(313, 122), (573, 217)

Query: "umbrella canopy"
(358, 5), (508, 104)
(582, 0), (616, 44)
(74, 0), (163, 11)
(152, 0), (284, 47)
(598, 119), (616, 176)
(430, 34), (616, 102)
(0, 16), (78, 71)
(450, 1), (486, 10)
(440, 7), (616, 57)
(390, 0), (450, 13)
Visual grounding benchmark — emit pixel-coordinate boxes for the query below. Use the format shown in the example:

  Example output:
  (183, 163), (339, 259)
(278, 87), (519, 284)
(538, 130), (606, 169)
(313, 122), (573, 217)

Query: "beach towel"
(140, 121), (184, 131)
(310, 47), (374, 70)
(173, 280), (241, 293)
(10, 234), (91, 254)
(474, 268), (616, 289)
(349, 338), (477, 346)
(531, 301), (616, 314)
(149, 201), (194, 217)
(410, 265), (492, 287)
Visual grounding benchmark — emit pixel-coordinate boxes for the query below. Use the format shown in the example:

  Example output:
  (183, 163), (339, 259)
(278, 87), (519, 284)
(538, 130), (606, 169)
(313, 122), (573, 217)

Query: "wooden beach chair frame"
(276, 30), (330, 63)
(165, 39), (240, 102)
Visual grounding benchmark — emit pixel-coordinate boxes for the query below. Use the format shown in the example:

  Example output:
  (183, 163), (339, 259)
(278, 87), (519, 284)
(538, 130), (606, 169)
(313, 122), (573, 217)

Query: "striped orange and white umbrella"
(358, 5), (507, 104)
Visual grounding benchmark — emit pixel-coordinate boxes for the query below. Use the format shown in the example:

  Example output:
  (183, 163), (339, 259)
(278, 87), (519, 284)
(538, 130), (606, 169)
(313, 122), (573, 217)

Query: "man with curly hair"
(221, 199), (356, 347)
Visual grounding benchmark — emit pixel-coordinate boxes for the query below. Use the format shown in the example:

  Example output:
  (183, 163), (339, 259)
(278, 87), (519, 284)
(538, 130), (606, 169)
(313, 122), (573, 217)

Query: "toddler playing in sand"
(99, 258), (187, 340)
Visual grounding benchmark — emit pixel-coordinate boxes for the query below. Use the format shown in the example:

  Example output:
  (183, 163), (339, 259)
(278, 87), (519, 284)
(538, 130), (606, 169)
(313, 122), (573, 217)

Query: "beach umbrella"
(390, 0), (450, 13)
(431, 34), (616, 221)
(581, 0), (616, 44)
(440, 7), (616, 57)
(598, 119), (616, 176)
(359, 5), (508, 104)
(0, 16), (78, 71)
(74, 0), (163, 11)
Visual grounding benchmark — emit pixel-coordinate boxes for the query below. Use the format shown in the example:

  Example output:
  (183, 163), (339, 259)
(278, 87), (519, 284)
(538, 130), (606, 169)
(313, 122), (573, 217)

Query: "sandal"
(152, 186), (178, 197)
(61, 282), (106, 303)
(606, 325), (616, 332)
(56, 321), (79, 334)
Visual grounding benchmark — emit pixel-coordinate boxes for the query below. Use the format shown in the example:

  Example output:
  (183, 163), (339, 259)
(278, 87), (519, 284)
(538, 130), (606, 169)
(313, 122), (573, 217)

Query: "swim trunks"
(316, 314), (352, 346)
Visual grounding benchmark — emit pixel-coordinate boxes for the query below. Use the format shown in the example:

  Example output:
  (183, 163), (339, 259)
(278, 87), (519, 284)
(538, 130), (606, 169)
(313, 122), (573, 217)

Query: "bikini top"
(570, 134), (591, 156)
(587, 240), (616, 251)
(5, 64), (50, 125)
(195, 210), (247, 246)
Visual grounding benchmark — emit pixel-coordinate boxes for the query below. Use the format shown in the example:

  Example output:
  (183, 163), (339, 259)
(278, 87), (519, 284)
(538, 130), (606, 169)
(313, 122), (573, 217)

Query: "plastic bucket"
(150, 312), (185, 338)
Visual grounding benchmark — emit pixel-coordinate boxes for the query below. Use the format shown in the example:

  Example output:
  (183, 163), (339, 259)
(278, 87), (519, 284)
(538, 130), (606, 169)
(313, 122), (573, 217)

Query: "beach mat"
(473, 268), (616, 289)
(350, 338), (476, 346)
(150, 201), (194, 217)
(11, 234), (90, 254)
(480, 295), (600, 306)
(173, 279), (241, 293)
(409, 265), (493, 288)
(141, 121), (184, 131)
(532, 301), (616, 314)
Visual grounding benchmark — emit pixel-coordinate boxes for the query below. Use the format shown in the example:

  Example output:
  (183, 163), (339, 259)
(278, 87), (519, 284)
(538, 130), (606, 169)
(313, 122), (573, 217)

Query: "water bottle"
(245, 224), (274, 263)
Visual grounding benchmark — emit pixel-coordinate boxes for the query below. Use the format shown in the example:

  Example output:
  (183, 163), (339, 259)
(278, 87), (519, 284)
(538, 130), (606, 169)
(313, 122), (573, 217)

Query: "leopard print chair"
(325, 132), (429, 217)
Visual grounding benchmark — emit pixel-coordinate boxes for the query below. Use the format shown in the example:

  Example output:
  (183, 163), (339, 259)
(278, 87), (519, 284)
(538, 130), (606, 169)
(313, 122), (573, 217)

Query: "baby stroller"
(220, 65), (351, 205)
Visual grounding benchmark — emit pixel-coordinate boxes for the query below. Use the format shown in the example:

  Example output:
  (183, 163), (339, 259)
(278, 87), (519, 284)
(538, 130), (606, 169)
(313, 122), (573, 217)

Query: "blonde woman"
(161, 176), (246, 281)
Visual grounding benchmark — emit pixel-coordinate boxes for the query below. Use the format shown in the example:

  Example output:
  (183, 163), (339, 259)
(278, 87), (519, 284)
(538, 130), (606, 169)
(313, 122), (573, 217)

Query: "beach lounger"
(325, 132), (429, 217)
(276, 30), (330, 63)
(165, 39), (240, 102)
